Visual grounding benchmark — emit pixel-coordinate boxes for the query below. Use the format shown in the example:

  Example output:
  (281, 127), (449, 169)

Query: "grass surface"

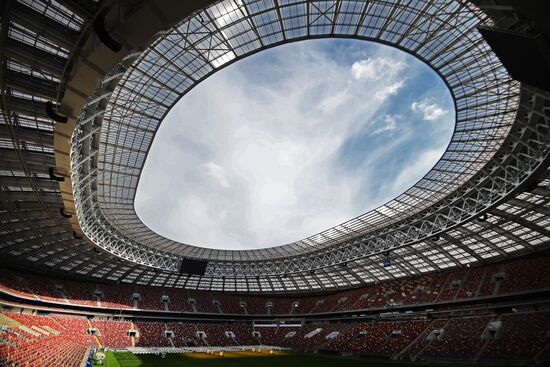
(93, 351), (471, 367)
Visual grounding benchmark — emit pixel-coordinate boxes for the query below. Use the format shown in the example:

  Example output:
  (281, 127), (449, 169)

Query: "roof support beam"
(482, 221), (535, 251)
(1, 190), (62, 204)
(0, 225), (68, 244)
(0, 149), (55, 167)
(506, 198), (550, 217)
(0, 175), (60, 191)
(0, 160), (52, 175)
(0, 210), (49, 222)
(5, 69), (59, 100)
(10, 2), (79, 51)
(7, 238), (79, 259)
(4, 38), (67, 77)
(491, 209), (550, 238)
(102, 263), (139, 282)
(0, 124), (54, 147)
(5, 96), (50, 120)
(0, 216), (61, 232)
(69, 260), (109, 277)
(55, 0), (94, 21)
(6, 201), (61, 210)
(439, 233), (484, 263)
(453, 226), (509, 257)
(51, 251), (93, 270)
(409, 245), (442, 271)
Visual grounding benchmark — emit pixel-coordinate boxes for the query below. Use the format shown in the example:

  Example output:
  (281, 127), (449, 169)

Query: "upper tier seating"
(1, 256), (549, 316)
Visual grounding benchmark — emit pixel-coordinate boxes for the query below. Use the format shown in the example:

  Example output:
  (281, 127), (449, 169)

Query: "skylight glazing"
(134, 38), (455, 250)
(70, 0), (542, 283)
(79, 0), (517, 257)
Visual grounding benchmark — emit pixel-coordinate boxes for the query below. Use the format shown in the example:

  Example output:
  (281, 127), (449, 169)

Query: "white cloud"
(135, 41), (452, 250)
(203, 162), (230, 188)
(351, 57), (407, 81)
(375, 79), (406, 100)
(411, 99), (448, 121)
(373, 114), (400, 135)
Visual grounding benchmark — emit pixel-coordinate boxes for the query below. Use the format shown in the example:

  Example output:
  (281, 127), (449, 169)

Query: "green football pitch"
(93, 351), (470, 367)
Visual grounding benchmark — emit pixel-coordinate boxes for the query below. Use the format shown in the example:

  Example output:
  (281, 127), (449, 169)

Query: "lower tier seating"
(1, 310), (548, 364)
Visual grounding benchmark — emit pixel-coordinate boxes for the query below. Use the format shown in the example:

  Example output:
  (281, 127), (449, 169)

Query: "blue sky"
(135, 39), (454, 250)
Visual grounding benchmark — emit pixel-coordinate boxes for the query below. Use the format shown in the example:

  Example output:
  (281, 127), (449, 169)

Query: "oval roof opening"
(135, 39), (454, 250)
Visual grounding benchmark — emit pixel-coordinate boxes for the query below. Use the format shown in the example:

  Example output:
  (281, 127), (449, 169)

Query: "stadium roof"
(1, 0), (549, 292)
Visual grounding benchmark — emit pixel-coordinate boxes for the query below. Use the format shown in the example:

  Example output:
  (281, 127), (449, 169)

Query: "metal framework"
(73, 0), (524, 262)
(1, 0), (550, 293)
